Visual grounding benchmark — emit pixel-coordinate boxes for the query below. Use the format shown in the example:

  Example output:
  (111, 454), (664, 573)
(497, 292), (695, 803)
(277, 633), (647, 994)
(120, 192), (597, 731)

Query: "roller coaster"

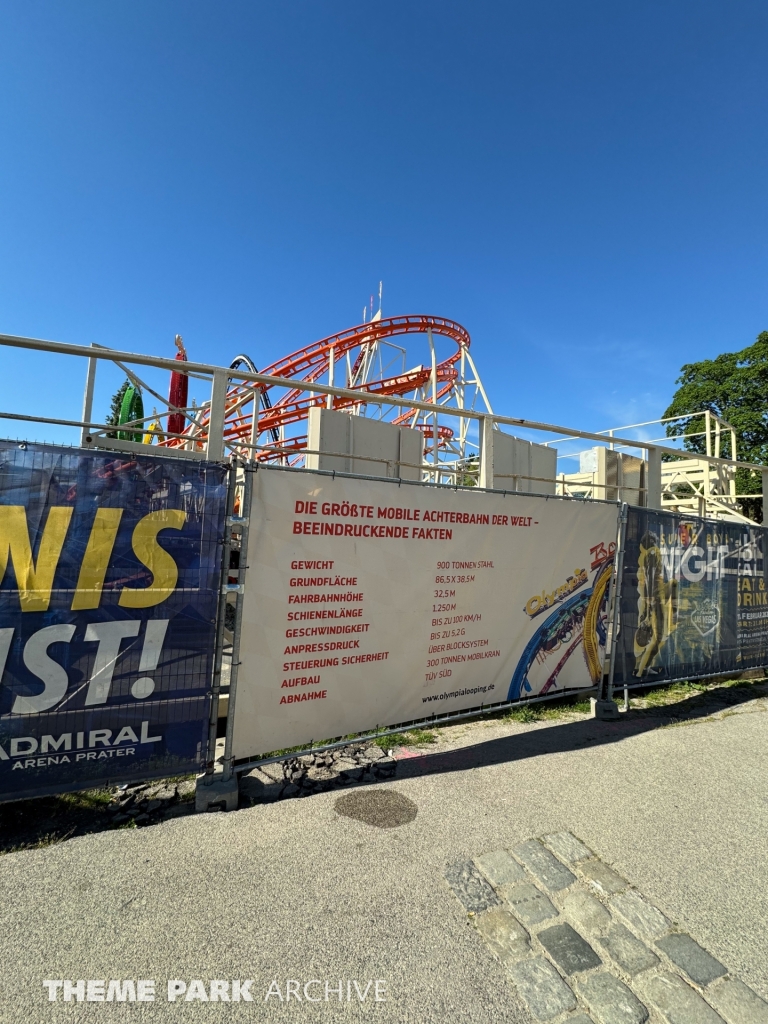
(156, 313), (491, 474)
(507, 559), (614, 701)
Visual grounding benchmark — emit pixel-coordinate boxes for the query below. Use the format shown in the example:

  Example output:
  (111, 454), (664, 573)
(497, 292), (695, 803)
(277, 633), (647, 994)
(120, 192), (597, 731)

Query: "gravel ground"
(0, 681), (766, 1023)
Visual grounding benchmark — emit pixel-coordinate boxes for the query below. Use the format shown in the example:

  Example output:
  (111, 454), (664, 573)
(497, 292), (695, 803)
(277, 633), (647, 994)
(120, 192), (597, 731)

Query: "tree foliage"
(664, 331), (768, 520)
(105, 380), (130, 438)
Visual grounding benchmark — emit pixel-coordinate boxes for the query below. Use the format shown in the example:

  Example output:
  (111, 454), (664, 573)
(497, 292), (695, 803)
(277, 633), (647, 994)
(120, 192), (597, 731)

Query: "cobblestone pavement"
(447, 832), (768, 1024)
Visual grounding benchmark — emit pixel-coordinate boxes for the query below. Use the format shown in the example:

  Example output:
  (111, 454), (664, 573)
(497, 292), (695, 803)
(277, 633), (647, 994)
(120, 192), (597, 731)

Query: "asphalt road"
(1, 692), (766, 1023)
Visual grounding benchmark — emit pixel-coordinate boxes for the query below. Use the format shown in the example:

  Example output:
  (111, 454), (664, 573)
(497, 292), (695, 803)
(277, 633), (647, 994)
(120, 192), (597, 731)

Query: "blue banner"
(0, 441), (227, 801)
(614, 508), (768, 685)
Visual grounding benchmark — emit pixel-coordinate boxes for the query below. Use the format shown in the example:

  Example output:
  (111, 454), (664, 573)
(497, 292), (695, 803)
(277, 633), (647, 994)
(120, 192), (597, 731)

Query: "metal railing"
(2, 330), (767, 521)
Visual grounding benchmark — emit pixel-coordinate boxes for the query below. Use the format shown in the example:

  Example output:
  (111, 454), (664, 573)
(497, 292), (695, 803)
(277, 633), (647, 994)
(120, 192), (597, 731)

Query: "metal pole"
(605, 502), (629, 706)
(428, 327), (438, 477)
(458, 342), (467, 458)
(221, 464), (253, 781)
(730, 427), (738, 502)
(327, 345), (335, 410)
(702, 410), (711, 515)
(248, 394), (259, 461)
(463, 347), (494, 414)
(204, 460), (238, 778)
(80, 346), (97, 446)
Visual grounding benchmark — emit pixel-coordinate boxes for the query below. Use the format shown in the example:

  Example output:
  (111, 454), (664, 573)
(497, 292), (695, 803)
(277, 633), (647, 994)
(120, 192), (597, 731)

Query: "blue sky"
(1, 1), (767, 454)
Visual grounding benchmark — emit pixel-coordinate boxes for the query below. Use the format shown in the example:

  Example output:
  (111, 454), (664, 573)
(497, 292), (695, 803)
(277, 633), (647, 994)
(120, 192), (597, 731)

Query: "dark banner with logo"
(0, 441), (227, 801)
(613, 508), (768, 685)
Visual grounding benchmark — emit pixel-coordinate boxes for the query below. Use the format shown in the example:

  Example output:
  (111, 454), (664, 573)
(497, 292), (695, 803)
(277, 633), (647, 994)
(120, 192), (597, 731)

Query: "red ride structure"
(167, 334), (188, 437)
(159, 314), (491, 475)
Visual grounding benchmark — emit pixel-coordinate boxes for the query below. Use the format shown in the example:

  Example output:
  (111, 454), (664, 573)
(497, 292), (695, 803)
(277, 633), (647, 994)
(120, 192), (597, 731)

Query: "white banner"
(232, 468), (619, 757)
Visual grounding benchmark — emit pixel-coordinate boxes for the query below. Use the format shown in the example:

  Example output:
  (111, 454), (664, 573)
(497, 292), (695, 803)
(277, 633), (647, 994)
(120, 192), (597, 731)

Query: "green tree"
(105, 380), (130, 438)
(664, 331), (768, 521)
(458, 454), (479, 487)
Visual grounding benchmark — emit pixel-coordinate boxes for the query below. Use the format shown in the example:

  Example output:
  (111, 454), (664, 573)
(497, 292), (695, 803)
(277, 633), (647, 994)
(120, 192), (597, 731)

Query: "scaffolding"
(553, 411), (759, 523)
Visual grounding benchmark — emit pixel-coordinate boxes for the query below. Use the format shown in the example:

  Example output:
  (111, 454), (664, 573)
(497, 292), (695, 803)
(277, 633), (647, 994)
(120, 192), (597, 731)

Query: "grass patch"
(401, 729), (439, 746)
(0, 786), (118, 856)
(628, 675), (767, 715)
(641, 682), (702, 706)
(721, 676), (766, 690)
(376, 728), (438, 749)
(3, 830), (77, 854)
(505, 705), (541, 724)
(504, 696), (593, 724)
(634, 678), (766, 707)
(254, 731), (390, 760)
(57, 788), (114, 810)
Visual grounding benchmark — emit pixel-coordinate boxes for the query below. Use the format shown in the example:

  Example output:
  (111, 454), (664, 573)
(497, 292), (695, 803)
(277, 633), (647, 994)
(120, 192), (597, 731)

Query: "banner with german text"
(232, 466), (620, 758)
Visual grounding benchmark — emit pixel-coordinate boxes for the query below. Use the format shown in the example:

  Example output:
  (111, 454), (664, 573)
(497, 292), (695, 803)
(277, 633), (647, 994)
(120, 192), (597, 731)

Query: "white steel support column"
(730, 428), (738, 501)
(428, 327), (438, 476)
(480, 417), (494, 490)
(248, 389), (259, 461)
(207, 370), (229, 461)
(458, 343), (466, 427)
(463, 347), (493, 414)
(703, 410), (711, 507)
(326, 346), (335, 410)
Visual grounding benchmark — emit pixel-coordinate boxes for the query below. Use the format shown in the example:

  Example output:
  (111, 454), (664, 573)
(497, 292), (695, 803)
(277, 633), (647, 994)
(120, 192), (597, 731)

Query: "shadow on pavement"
(0, 682), (764, 854)
(0, 778), (196, 855)
(393, 682), (767, 781)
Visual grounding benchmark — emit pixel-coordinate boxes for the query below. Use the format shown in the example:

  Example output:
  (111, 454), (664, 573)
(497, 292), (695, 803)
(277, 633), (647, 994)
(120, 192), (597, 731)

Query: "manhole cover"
(334, 789), (417, 829)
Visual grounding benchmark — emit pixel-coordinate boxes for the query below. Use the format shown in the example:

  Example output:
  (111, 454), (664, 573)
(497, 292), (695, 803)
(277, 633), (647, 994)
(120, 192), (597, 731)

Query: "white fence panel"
(232, 467), (619, 758)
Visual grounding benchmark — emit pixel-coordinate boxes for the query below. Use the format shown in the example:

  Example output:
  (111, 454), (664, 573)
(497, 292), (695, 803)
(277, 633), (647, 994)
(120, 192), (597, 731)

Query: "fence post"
(196, 459), (240, 812)
(479, 416), (494, 489)
(221, 464), (253, 782)
(592, 501), (628, 720)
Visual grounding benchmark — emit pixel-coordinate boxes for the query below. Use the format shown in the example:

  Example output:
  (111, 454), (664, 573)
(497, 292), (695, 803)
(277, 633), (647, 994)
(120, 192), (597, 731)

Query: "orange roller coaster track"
(161, 314), (478, 464)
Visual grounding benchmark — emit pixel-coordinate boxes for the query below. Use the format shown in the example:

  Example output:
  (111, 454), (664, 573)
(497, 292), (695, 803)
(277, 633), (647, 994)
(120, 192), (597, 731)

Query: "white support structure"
(557, 447), (644, 504)
(326, 345), (335, 410)
(554, 410), (757, 521)
(479, 417), (494, 489)
(80, 346), (97, 446)
(206, 370), (229, 461)
(646, 446), (662, 510)
(305, 407), (422, 480)
(490, 429), (556, 494)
